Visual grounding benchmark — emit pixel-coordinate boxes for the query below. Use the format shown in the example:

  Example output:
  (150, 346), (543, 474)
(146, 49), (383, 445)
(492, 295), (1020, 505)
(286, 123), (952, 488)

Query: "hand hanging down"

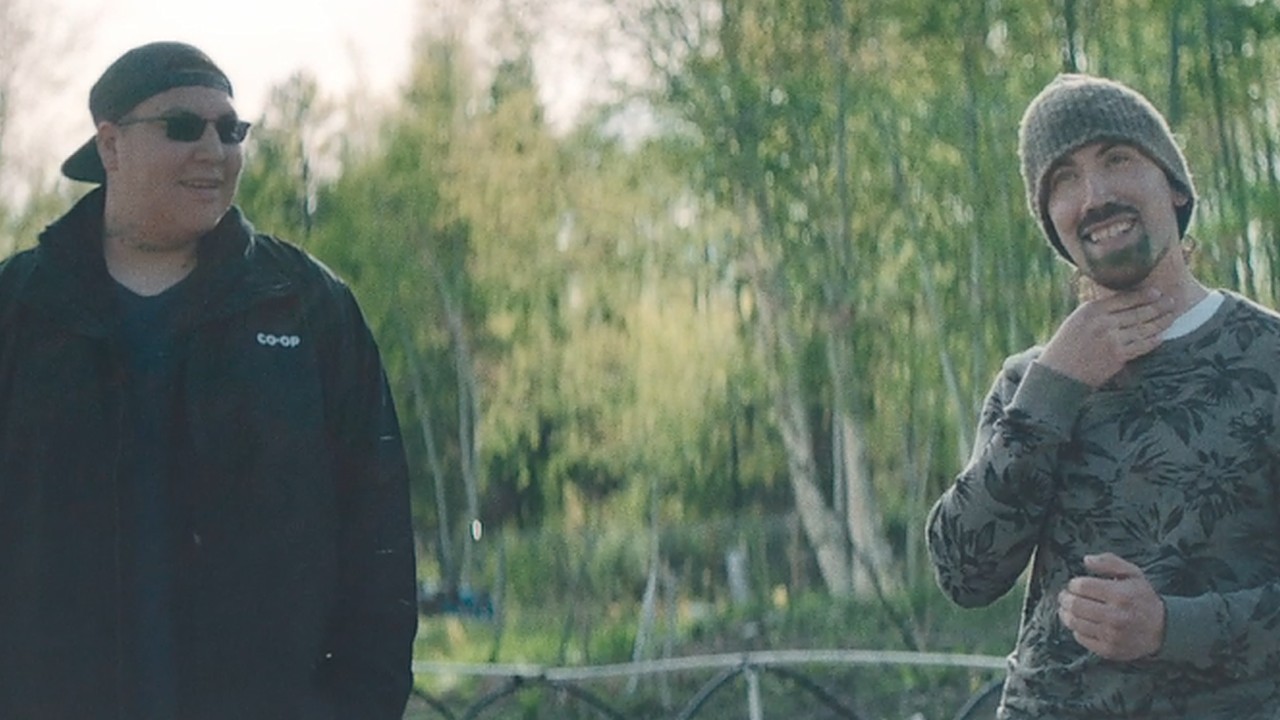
(1058, 553), (1167, 661)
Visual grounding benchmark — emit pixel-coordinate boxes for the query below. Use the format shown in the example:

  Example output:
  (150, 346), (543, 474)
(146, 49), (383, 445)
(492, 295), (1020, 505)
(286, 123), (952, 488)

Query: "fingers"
(1058, 586), (1124, 656)
(1061, 616), (1117, 658)
(1059, 586), (1160, 660)
(1102, 293), (1176, 361)
(1057, 595), (1109, 648)
(1103, 290), (1175, 335)
(1059, 587), (1107, 624)
(1039, 288), (1176, 387)
(1111, 293), (1176, 332)
(1068, 554), (1144, 601)
(1118, 331), (1163, 360)
(1082, 552), (1141, 578)
(1058, 554), (1166, 661)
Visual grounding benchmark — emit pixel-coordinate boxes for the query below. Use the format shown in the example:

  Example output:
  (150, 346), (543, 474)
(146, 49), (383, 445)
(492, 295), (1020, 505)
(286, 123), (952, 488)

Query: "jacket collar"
(27, 188), (293, 336)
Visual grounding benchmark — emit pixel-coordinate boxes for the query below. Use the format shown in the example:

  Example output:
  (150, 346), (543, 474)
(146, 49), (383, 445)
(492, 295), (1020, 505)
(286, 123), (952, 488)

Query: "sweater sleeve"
(1152, 587), (1280, 679)
(1149, 375), (1280, 680)
(927, 354), (1091, 607)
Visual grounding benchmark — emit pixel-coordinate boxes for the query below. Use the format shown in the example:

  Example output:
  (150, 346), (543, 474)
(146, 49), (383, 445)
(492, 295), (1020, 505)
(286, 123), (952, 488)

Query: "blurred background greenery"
(5, 0), (1280, 716)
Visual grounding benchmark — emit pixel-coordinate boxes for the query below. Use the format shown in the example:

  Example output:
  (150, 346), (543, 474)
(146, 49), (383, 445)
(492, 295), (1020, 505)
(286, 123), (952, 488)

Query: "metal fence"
(409, 649), (1006, 720)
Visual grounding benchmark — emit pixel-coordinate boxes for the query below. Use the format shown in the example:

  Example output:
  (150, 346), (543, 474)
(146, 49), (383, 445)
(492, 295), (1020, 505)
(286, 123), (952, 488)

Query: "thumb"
(1083, 552), (1142, 579)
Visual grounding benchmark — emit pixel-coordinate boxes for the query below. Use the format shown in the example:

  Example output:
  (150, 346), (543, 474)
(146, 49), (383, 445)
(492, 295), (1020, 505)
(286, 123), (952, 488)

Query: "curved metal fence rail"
(410, 649), (1006, 719)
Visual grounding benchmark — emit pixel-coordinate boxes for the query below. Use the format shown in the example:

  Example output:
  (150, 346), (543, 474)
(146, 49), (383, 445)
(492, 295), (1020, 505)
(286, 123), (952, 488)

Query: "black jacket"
(0, 189), (417, 719)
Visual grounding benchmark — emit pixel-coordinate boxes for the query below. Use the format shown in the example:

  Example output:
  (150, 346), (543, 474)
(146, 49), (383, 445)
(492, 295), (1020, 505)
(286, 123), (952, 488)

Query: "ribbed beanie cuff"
(1017, 74), (1196, 263)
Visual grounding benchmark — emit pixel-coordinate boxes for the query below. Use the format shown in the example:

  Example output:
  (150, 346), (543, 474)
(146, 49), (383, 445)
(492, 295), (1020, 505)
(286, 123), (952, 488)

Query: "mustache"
(1078, 202), (1139, 236)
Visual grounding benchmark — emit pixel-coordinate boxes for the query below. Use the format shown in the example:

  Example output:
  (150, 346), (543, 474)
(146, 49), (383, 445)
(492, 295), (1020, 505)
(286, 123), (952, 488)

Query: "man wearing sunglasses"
(0, 42), (417, 719)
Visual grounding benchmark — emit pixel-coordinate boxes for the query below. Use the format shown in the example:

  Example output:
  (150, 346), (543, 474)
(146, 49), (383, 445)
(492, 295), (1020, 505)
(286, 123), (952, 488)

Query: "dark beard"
(1082, 229), (1169, 291)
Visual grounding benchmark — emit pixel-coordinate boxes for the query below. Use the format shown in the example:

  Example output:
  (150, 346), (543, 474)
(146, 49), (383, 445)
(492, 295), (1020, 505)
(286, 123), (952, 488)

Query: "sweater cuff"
(1005, 361), (1090, 439)
(1153, 594), (1217, 668)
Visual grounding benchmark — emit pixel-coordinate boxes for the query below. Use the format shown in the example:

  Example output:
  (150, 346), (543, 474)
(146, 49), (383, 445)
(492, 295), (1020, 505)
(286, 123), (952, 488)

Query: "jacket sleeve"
(317, 285), (418, 719)
(926, 353), (1090, 607)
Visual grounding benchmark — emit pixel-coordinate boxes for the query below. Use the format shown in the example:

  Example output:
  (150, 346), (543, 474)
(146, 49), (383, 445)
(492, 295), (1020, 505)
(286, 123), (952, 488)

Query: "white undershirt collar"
(1162, 290), (1224, 340)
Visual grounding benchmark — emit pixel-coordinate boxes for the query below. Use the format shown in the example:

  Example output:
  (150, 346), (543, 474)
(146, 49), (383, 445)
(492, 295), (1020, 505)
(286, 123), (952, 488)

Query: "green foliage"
(8, 0), (1278, 671)
(224, 0), (1280, 611)
(237, 72), (332, 246)
(0, 179), (72, 256)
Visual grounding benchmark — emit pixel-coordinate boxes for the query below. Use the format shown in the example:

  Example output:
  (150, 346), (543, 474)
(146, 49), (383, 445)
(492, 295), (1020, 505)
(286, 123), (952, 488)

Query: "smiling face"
(1046, 141), (1190, 291)
(97, 85), (244, 247)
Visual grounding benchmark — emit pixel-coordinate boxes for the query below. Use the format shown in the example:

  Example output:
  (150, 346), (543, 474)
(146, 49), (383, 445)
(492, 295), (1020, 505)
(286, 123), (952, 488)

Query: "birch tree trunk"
(443, 289), (482, 590)
(398, 319), (454, 585)
(749, 249), (852, 597)
(421, 237), (482, 592)
(838, 410), (896, 596)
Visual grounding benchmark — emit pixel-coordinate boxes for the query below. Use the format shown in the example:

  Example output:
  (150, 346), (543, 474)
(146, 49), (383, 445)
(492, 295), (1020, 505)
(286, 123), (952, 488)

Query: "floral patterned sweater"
(927, 291), (1280, 719)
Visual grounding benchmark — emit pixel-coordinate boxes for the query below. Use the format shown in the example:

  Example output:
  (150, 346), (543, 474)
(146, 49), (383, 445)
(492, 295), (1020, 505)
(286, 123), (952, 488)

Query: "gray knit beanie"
(1017, 74), (1196, 263)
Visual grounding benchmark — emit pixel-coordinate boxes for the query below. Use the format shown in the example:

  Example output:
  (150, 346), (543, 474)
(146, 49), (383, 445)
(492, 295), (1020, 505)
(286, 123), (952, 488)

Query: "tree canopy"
(6, 0), (1280, 609)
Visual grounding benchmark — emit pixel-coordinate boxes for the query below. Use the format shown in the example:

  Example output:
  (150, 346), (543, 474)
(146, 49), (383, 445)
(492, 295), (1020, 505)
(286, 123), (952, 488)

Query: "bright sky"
(21, 0), (416, 178)
(8, 0), (637, 197)
(73, 0), (419, 111)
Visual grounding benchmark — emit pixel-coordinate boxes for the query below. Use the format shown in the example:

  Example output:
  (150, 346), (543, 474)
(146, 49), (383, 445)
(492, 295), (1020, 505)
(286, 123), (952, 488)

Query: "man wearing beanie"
(0, 42), (417, 718)
(927, 74), (1280, 718)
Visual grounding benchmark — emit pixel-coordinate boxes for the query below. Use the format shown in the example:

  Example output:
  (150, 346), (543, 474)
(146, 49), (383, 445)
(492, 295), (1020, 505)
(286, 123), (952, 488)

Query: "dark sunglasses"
(116, 111), (251, 144)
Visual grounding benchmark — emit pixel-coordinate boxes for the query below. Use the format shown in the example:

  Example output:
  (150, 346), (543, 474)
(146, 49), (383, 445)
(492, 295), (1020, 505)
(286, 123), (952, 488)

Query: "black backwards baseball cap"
(61, 41), (234, 184)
